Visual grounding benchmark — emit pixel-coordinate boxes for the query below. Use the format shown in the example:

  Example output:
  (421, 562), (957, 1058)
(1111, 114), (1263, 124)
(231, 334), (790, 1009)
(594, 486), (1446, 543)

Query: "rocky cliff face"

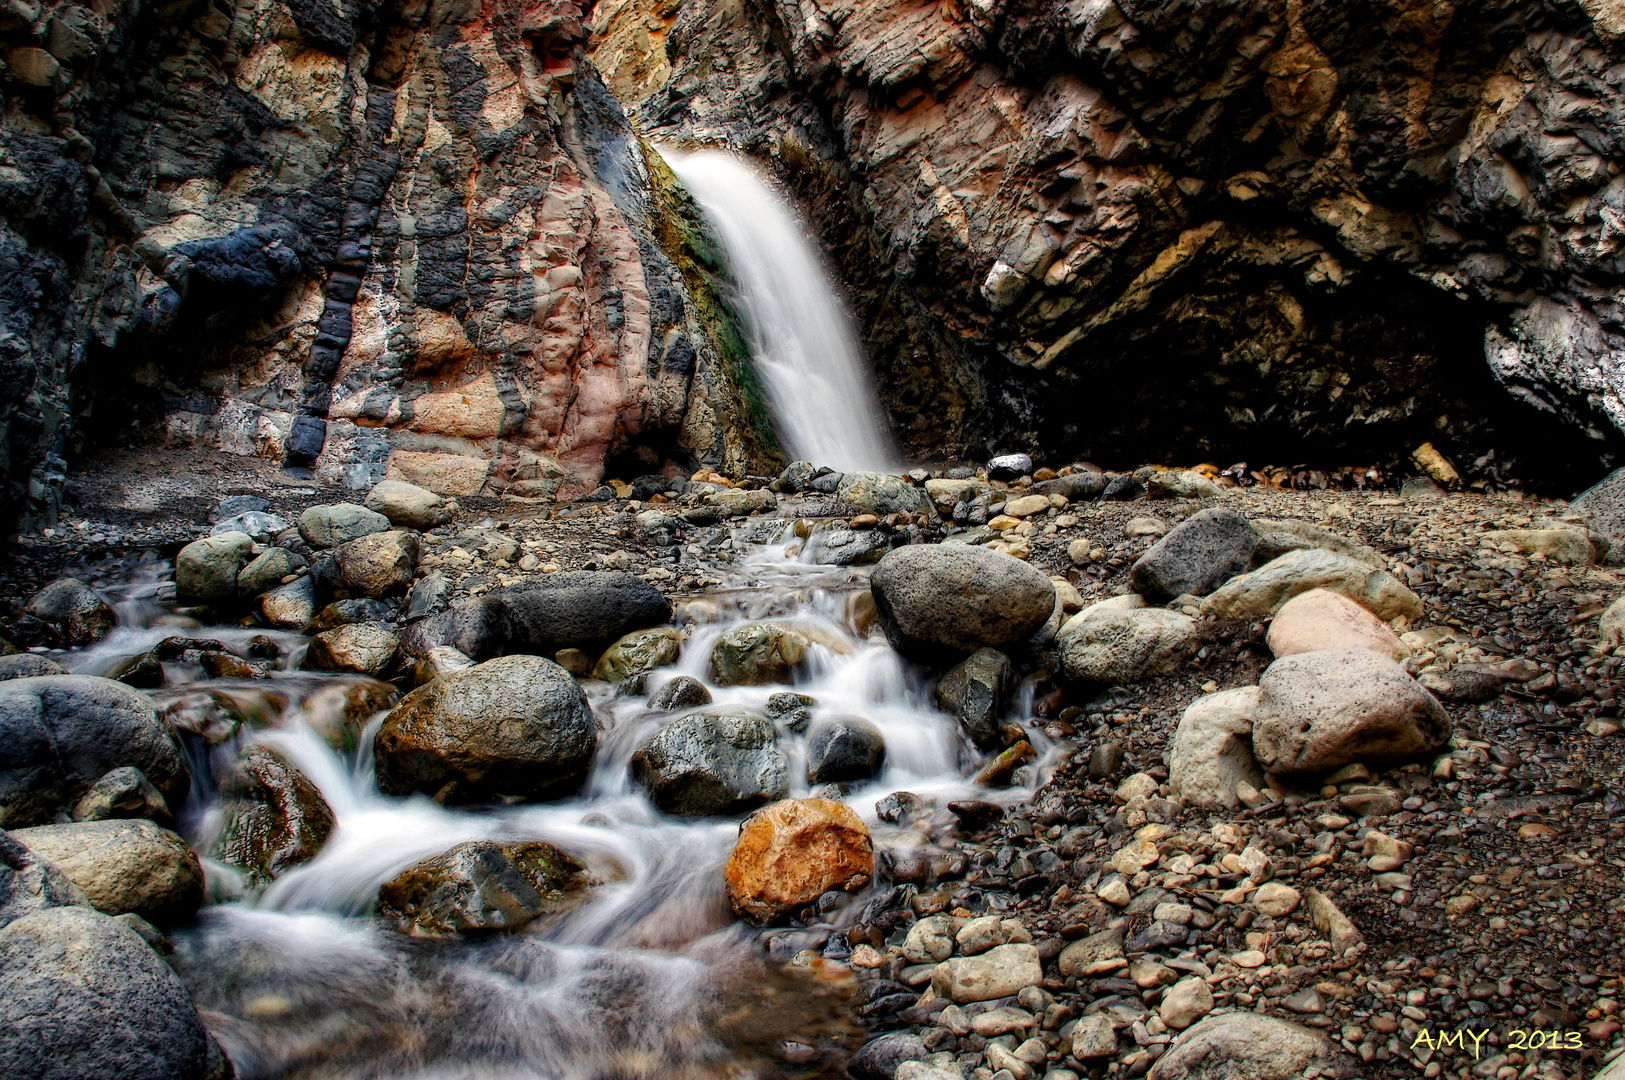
(1, 0), (776, 528)
(599, 0), (1625, 484)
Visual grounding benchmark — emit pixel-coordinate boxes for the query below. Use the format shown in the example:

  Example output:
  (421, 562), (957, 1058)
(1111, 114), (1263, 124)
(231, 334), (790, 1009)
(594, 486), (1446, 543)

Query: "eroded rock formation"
(599, 0), (1625, 482)
(1, 0), (776, 528)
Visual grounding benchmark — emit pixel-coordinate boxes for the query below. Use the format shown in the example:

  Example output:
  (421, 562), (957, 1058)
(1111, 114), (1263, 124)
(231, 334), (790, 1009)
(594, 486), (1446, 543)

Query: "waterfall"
(660, 149), (899, 474)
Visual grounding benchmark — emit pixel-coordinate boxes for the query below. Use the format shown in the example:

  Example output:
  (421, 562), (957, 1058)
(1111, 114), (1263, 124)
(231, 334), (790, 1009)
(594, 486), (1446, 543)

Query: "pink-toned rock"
(1266, 588), (1409, 661)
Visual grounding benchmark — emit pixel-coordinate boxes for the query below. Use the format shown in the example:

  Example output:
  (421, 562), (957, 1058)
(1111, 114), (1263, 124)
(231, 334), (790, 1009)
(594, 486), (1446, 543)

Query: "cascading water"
(40, 519), (1069, 1079)
(660, 149), (899, 475)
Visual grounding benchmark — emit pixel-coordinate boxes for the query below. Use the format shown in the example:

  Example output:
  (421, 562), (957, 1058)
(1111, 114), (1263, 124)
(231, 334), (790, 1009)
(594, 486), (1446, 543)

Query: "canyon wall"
(1, 0), (777, 529)
(598, 0), (1625, 486)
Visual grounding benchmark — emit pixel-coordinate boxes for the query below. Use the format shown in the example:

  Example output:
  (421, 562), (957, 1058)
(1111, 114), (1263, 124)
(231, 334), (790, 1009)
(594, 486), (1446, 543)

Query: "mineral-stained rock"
(934, 647), (1012, 749)
(724, 798), (873, 924)
(632, 708), (789, 816)
(1201, 549), (1424, 622)
(0, 829), (88, 930)
(210, 745), (336, 884)
(10, 818), (203, 927)
(0, 676), (189, 829)
(374, 655), (596, 804)
(592, 626), (682, 689)
(24, 578), (115, 647)
(1147, 1011), (1348, 1080)
(378, 839), (584, 937)
(869, 544), (1056, 664)
(1130, 508), (1259, 602)
(260, 576), (317, 631)
(709, 622), (808, 686)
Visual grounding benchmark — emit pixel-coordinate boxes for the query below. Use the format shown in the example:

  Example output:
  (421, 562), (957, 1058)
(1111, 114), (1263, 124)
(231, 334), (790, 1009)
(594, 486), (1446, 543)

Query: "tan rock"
(1266, 588), (1409, 660)
(1482, 528), (1597, 565)
(1201, 548), (1423, 622)
(1159, 976), (1215, 1029)
(1004, 494), (1050, 517)
(1252, 882), (1301, 917)
(931, 942), (1043, 1003)
(724, 798), (873, 925)
(1305, 887), (1363, 953)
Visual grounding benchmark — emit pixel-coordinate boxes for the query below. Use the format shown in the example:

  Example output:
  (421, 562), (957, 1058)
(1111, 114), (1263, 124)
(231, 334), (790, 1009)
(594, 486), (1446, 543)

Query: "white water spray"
(660, 149), (898, 474)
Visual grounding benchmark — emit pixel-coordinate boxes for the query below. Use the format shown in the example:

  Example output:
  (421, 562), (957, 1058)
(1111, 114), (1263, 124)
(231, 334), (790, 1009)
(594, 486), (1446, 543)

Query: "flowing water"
(45, 521), (1069, 1080)
(659, 149), (898, 475)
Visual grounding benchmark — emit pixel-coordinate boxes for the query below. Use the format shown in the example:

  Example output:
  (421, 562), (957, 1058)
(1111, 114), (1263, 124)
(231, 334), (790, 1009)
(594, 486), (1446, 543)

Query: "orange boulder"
(724, 798), (874, 925)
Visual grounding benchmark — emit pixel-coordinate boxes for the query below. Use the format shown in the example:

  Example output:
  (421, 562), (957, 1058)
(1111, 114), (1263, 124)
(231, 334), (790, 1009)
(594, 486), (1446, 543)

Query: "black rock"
(649, 676), (712, 711)
(498, 572), (673, 654)
(311, 598), (396, 632)
(848, 1032), (930, 1080)
(806, 716), (885, 784)
(1102, 474), (1143, 501)
(211, 494), (270, 523)
(1129, 507), (1260, 602)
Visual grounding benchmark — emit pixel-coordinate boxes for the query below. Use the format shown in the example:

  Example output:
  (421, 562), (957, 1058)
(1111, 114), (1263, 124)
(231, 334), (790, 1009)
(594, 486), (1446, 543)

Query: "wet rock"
(10, 818), (203, 926)
(1200, 548), (1423, 622)
(1129, 507), (1259, 602)
(311, 598), (396, 632)
(259, 574), (317, 630)
(24, 578), (115, 647)
(974, 739), (1033, 786)
(400, 595), (511, 661)
(0, 907), (216, 1079)
(848, 1031), (930, 1080)
(299, 681), (397, 755)
(812, 527), (890, 566)
(0, 675), (188, 828)
(592, 626), (682, 690)
(298, 503), (391, 548)
(870, 544), (1056, 664)
(648, 675), (711, 710)
(107, 651), (164, 688)
(1266, 588), (1409, 660)
(934, 647), (1012, 749)
(931, 942), (1043, 1003)
(1168, 687), (1264, 810)
(1147, 1012), (1347, 1080)
(805, 715), (885, 783)
(336, 530), (419, 597)
(499, 572), (672, 654)
(405, 572), (451, 621)
(837, 471), (926, 515)
(724, 797), (873, 924)
(1058, 607), (1200, 684)
(632, 708), (789, 816)
(210, 745), (335, 885)
(176, 531), (254, 601)
(0, 655), (65, 681)
(70, 767), (171, 826)
(365, 479), (452, 529)
(409, 645), (475, 687)
(211, 510), (289, 543)
(378, 839), (583, 937)
(375, 655), (597, 804)
(305, 622), (400, 677)
(1253, 649), (1451, 775)
(710, 622), (808, 686)
(237, 547), (308, 597)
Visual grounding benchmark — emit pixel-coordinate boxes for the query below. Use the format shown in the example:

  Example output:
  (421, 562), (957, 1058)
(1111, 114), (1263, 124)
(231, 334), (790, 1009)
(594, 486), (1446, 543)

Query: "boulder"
(925, 477), (991, 509)
(0, 675), (188, 828)
(648, 675), (712, 711)
(499, 572), (672, 654)
(304, 622), (401, 677)
(259, 575), (317, 630)
(1167, 687), (1264, 810)
(336, 529), (420, 597)
(0, 829), (88, 929)
(805, 715), (885, 783)
(0, 655), (65, 681)
(1032, 471), (1107, 500)
(10, 818), (203, 927)
(724, 798), (873, 925)
(847, 1032), (931, 1080)
(591, 626), (682, 690)
(1265, 588), (1409, 660)
(374, 655), (597, 804)
(310, 598), (397, 633)
(176, 531), (254, 600)
(869, 544), (1056, 664)
(400, 595), (511, 661)
(934, 647), (1012, 748)
(836, 472), (926, 515)
(1147, 1012), (1347, 1080)
(709, 622), (808, 686)
(931, 942), (1043, 1003)
(237, 547), (308, 596)
(704, 488), (776, 516)
(0, 907), (218, 1080)
(1146, 469), (1222, 499)
(1249, 518), (1384, 567)
(70, 767), (172, 826)
(1200, 548), (1423, 622)
(1058, 927), (1125, 978)
(378, 839), (583, 936)
(24, 578), (115, 646)
(365, 479), (453, 529)
(1572, 467), (1625, 540)
(210, 745), (335, 884)
(1417, 665), (1503, 702)
(632, 708), (789, 817)
(298, 503), (391, 548)
(1058, 608), (1200, 684)
(1004, 493), (1051, 517)
(1130, 508), (1259, 602)
(1252, 649), (1451, 775)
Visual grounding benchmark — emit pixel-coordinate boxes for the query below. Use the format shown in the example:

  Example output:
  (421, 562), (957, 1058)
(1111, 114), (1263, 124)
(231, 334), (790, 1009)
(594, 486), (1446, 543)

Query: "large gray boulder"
(806, 715), (885, 784)
(1571, 466), (1625, 541)
(632, 709), (789, 816)
(365, 479), (453, 529)
(298, 503), (391, 548)
(497, 572), (672, 654)
(1252, 648), (1451, 776)
(374, 655), (596, 804)
(1147, 1011), (1350, 1080)
(1059, 607), (1200, 684)
(0, 829), (87, 930)
(10, 818), (203, 927)
(24, 578), (115, 646)
(399, 595), (511, 661)
(176, 531), (253, 601)
(0, 676), (189, 828)
(0, 906), (219, 1080)
(1130, 507), (1259, 602)
(836, 472), (927, 515)
(869, 544), (1056, 664)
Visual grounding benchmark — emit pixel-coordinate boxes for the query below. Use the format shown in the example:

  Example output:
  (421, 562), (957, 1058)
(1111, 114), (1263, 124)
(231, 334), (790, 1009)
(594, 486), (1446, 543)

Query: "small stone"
(1252, 882), (1301, 917)
(1096, 877), (1132, 906)
(1159, 976), (1215, 1029)
(1231, 949), (1267, 968)
(1070, 1014), (1118, 1059)
(931, 943), (1043, 1003)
